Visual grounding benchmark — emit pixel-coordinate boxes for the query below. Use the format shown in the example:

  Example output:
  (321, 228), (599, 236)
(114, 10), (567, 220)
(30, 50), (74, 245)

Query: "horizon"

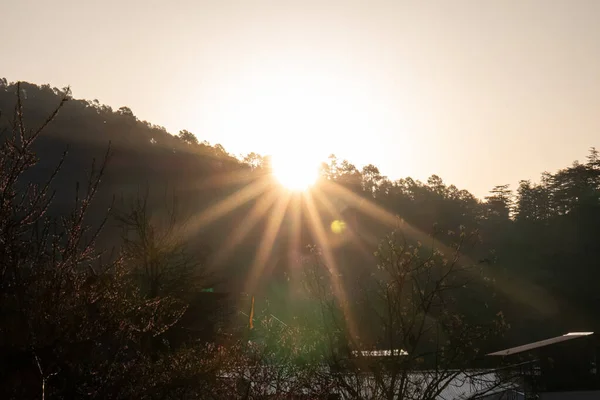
(4, 77), (597, 201)
(3, 0), (600, 198)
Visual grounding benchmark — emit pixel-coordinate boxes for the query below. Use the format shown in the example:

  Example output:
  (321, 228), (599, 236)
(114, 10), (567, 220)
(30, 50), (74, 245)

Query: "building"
(487, 331), (600, 399)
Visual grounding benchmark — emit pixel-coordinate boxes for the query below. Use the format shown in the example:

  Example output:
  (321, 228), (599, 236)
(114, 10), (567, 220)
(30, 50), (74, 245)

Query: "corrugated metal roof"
(487, 332), (594, 356)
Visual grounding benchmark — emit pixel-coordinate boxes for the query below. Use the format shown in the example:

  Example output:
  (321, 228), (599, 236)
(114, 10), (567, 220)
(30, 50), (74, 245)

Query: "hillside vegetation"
(1, 79), (599, 398)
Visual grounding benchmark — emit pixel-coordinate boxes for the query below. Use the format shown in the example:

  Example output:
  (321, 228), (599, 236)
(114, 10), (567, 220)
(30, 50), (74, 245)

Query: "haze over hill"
(3, 0), (600, 197)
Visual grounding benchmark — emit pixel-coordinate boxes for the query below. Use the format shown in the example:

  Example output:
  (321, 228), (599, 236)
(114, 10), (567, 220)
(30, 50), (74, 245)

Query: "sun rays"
(176, 163), (566, 340)
(303, 190), (360, 342)
(209, 189), (280, 267)
(181, 176), (272, 239)
(243, 193), (291, 296)
(178, 166), (394, 341)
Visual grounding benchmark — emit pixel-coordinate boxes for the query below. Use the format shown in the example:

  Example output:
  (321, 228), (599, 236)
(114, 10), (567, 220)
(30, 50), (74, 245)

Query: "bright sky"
(3, 0), (600, 198)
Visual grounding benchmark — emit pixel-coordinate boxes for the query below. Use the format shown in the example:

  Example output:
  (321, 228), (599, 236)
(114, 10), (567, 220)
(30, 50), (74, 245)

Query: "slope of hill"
(3, 79), (600, 348)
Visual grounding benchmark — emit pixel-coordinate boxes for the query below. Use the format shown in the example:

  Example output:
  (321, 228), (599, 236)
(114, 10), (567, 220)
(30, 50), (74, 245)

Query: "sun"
(271, 153), (320, 191)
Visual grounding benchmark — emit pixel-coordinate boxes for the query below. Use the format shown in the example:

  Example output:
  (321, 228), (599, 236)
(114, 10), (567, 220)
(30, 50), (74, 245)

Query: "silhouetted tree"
(0, 83), (235, 399)
(301, 228), (510, 399)
(177, 129), (199, 146)
(484, 184), (513, 221)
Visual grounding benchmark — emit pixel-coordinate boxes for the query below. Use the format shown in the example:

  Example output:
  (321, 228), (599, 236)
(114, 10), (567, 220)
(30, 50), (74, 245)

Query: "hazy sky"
(3, 0), (600, 198)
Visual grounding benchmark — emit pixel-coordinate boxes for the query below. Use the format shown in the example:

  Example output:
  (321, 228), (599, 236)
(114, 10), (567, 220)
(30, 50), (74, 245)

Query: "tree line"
(1, 79), (597, 398)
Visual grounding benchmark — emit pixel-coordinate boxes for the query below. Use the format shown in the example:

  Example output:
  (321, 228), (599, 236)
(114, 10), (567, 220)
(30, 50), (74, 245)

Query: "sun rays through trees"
(2, 80), (600, 398)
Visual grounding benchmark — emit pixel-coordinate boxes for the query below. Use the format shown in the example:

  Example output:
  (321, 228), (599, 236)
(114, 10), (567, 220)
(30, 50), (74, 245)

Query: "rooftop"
(487, 332), (594, 357)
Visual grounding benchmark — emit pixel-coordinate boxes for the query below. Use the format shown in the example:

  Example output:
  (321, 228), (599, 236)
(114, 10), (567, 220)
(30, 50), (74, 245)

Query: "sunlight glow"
(271, 153), (319, 191)
(214, 62), (386, 169)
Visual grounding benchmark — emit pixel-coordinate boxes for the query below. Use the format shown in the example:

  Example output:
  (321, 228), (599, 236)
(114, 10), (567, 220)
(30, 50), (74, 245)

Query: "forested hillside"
(2, 79), (600, 397)
(2, 79), (599, 338)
